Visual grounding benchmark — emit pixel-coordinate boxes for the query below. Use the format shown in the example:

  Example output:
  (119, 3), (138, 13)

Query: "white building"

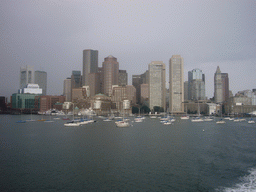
(19, 84), (42, 94)
(20, 65), (34, 89)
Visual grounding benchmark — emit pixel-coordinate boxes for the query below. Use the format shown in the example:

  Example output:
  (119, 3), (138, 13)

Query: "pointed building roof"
(216, 66), (221, 73)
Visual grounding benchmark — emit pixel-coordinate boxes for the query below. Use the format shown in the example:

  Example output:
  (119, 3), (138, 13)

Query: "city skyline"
(1, 1), (255, 99)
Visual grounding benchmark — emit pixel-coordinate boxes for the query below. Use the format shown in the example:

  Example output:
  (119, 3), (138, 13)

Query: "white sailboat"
(216, 105), (226, 124)
(64, 103), (80, 127)
(248, 118), (255, 124)
(116, 111), (130, 127)
(191, 102), (204, 122)
(180, 106), (189, 120)
(248, 109), (255, 124)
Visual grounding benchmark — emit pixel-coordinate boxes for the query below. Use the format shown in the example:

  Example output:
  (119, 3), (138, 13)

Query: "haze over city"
(1, 0), (256, 99)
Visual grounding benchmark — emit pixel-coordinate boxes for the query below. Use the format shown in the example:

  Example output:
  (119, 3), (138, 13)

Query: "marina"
(1, 114), (256, 191)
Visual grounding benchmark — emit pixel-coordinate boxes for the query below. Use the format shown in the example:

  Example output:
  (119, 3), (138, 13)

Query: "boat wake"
(217, 168), (256, 192)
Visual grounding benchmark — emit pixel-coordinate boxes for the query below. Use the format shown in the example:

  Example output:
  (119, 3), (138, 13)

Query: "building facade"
(188, 68), (205, 101)
(71, 70), (82, 89)
(118, 70), (128, 86)
(214, 66), (222, 103)
(35, 95), (66, 112)
(83, 49), (98, 86)
(169, 55), (184, 113)
(214, 66), (229, 103)
(35, 70), (47, 95)
(132, 70), (149, 104)
(111, 86), (127, 111)
(63, 78), (72, 102)
(149, 61), (166, 111)
(102, 55), (119, 96)
(20, 65), (34, 89)
(140, 84), (149, 105)
(88, 73), (101, 97)
(20, 84), (42, 94)
(12, 93), (40, 109)
(184, 81), (188, 101)
(126, 85), (136, 105)
(221, 73), (229, 102)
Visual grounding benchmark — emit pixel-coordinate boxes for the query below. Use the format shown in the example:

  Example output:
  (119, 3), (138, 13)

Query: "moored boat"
(64, 121), (80, 127)
(216, 119), (226, 124)
(115, 120), (130, 127)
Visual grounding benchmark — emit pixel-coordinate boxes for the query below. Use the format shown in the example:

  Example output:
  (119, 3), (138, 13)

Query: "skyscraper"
(149, 61), (166, 110)
(63, 78), (71, 102)
(132, 70), (149, 104)
(20, 65), (34, 89)
(184, 81), (188, 101)
(169, 55), (184, 113)
(88, 73), (101, 97)
(35, 70), (47, 95)
(214, 66), (223, 103)
(221, 73), (229, 102)
(71, 71), (82, 89)
(188, 68), (205, 100)
(82, 49), (98, 86)
(118, 70), (128, 86)
(102, 55), (119, 96)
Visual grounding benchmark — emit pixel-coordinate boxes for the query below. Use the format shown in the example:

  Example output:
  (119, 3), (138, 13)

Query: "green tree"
(132, 106), (139, 114)
(141, 105), (150, 114)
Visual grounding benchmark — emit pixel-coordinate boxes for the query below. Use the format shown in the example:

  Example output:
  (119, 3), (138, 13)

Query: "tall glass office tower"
(83, 49), (98, 86)
(188, 68), (205, 100)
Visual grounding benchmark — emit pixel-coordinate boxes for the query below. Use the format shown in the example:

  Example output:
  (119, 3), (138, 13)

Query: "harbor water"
(1, 115), (256, 191)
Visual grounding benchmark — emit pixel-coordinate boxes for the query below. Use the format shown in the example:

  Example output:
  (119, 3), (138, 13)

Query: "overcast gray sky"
(1, 0), (256, 100)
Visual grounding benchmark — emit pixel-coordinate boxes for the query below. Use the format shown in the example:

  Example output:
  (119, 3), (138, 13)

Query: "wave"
(217, 168), (256, 192)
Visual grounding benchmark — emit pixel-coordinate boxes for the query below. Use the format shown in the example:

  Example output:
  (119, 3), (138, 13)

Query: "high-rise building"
(83, 49), (98, 86)
(126, 85), (136, 105)
(221, 73), (229, 102)
(20, 65), (34, 89)
(102, 55), (119, 96)
(35, 70), (47, 95)
(118, 70), (128, 86)
(184, 81), (188, 101)
(169, 55), (184, 113)
(63, 78), (71, 102)
(214, 66), (225, 103)
(111, 86), (127, 111)
(132, 70), (149, 104)
(71, 71), (82, 89)
(88, 73), (101, 97)
(188, 68), (205, 101)
(98, 67), (104, 94)
(149, 61), (166, 110)
(132, 75), (143, 104)
(140, 84), (149, 104)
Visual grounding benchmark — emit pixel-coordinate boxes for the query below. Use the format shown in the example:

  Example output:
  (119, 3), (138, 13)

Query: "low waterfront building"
(91, 94), (111, 116)
(12, 93), (41, 111)
(35, 95), (66, 112)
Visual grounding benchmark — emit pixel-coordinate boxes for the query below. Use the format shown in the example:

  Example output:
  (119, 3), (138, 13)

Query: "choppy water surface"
(1, 115), (256, 191)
